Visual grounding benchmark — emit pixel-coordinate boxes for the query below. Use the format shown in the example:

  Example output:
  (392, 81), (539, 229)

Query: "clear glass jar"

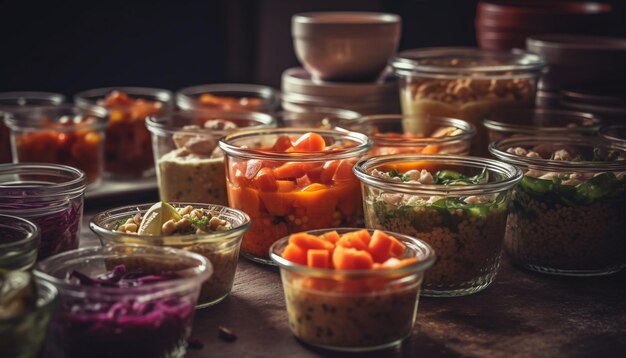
(219, 128), (371, 264)
(278, 107), (360, 129)
(337, 114), (475, 156)
(176, 83), (280, 114)
(74, 87), (174, 177)
(146, 109), (275, 206)
(270, 228), (435, 352)
(0, 91), (66, 164)
(35, 244), (212, 358)
(489, 136), (626, 276)
(483, 108), (601, 150)
(5, 104), (107, 186)
(354, 154), (522, 296)
(0, 272), (58, 358)
(90, 202), (251, 307)
(391, 48), (545, 156)
(0, 163), (86, 260)
(0, 214), (39, 270)
(600, 124), (626, 150)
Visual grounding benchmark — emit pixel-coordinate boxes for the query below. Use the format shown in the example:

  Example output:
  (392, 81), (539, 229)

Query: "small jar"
(489, 136), (626, 276)
(176, 83), (280, 114)
(391, 48), (545, 155)
(337, 114), (476, 156)
(354, 155), (522, 296)
(75, 87), (174, 177)
(90, 202), (251, 307)
(483, 108), (601, 149)
(0, 272), (58, 358)
(0, 91), (66, 164)
(0, 214), (40, 270)
(4, 104), (107, 186)
(219, 128), (371, 264)
(146, 109), (275, 206)
(0, 163), (87, 260)
(600, 124), (626, 150)
(278, 107), (360, 129)
(270, 228), (435, 352)
(35, 244), (212, 358)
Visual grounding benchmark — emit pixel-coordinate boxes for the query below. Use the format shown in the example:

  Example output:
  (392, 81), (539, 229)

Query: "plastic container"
(0, 272), (58, 358)
(270, 228), (435, 352)
(5, 104), (107, 186)
(0, 163), (86, 260)
(90, 202), (251, 307)
(391, 48), (545, 156)
(600, 125), (626, 150)
(0, 92), (66, 164)
(277, 108), (360, 129)
(146, 109), (275, 206)
(0, 214), (40, 270)
(337, 114), (475, 156)
(483, 108), (601, 149)
(489, 136), (626, 276)
(74, 87), (174, 177)
(35, 244), (212, 358)
(354, 155), (522, 296)
(218, 128), (371, 264)
(176, 83), (279, 114)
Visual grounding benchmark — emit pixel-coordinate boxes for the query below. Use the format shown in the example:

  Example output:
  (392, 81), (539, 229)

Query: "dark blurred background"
(1, 0), (625, 95)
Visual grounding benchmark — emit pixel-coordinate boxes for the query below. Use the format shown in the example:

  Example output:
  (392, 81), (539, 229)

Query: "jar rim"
(74, 86), (174, 107)
(176, 83), (279, 111)
(4, 104), (108, 132)
(0, 91), (66, 108)
(0, 214), (40, 251)
(0, 163), (87, 199)
(483, 108), (601, 134)
(0, 277), (58, 324)
(218, 128), (371, 161)
(354, 154), (523, 196)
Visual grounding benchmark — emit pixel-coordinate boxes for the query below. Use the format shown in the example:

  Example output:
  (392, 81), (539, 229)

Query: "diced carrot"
(231, 161), (249, 187)
(276, 180), (296, 192)
(307, 249), (330, 269)
(245, 159), (263, 179)
(282, 244), (307, 265)
(370, 230), (405, 263)
(253, 167), (278, 192)
(258, 191), (296, 216)
(272, 136), (294, 152)
(389, 237), (405, 258)
(421, 145), (439, 154)
(320, 160), (340, 183)
(331, 159), (355, 181)
(296, 174), (313, 189)
(321, 231), (340, 244)
(332, 246), (373, 270)
(301, 183), (327, 192)
(273, 162), (310, 179)
(294, 185), (337, 217)
(337, 234), (369, 251)
(292, 132), (326, 152)
(374, 257), (418, 269)
(289, 232), (334, 251)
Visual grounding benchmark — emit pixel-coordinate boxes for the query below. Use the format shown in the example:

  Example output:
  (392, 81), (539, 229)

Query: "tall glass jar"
(354, 154), (522, 296)
(391, 48), (545, 156)
(0, 92), (65, 164)
(75, 87), (174, 177)
(218, 128), (370, 264)
(0, 163), (86, 260)
(490, 136), (626, 276)
(146, 109), (275, 206)
(0, 214), (40, 270)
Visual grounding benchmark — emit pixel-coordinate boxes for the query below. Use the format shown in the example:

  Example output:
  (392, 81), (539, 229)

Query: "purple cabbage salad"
(54, 264), (196, 358)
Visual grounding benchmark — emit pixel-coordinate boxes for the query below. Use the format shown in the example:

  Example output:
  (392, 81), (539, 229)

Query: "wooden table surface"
(80, 191), (626, 358)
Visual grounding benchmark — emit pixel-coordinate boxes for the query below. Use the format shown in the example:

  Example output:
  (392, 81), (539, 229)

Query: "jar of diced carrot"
(218, 128), (371, 264)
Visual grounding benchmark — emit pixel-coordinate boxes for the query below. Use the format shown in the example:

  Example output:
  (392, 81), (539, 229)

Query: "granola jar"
(391, 48), (545, 156)
(489, 136), (626, 276)
(354, 155), (522, 296)
(0, 214), (40, 270)
(0, 163), (86, 260)
(5, 104), (107, 186)
(146, 110), (275, 206)
(75, 87), (174, 177)
(0, 92), (65, 164)
(176, 83), (280, 114)
(219, 128), (371, 264)
(337, 114), (475, 156)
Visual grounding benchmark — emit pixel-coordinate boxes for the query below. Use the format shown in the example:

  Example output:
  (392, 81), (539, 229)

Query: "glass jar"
(337, 114), (475, 156)
(176, 83), (280, 114)
(0, 272), (58, 358)
(5, 104), (107, 186)
(74, 87), (174, 177)
(0, 214), (39, 270)
(354, 154), (522, 296)
(270, 228), (435, 352)
(36, 244), (212, 358)
(219, 128), (371, 264)
(0, 163), (86, 260)
(391, 48), (545, 156)
(600, 124), (626, 150)
(489, 136), (626, 276)
(146, 109), (275, 206)
(278, 107), (360, 129)
(90, 202), (251, 307)
(0, 91), (66, 164)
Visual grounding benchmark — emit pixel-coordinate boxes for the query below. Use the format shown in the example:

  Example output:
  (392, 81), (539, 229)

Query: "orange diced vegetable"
(296, 174), (313, 189)
(282, 244), (307, 265)
(273, 162), (310, 179)
(253, 167), (278, 192)
(332, 246), (374, 270)
(331, 159), (355, 181)
(421, 145), (439, 154)
(321, 231), (340, 244)
(373, 257), (418, 269)
(292, 132), (326, 152)
(276, 180), (296, 192)
(289, 233), (334, 251)
(245, 159), (263, 179)
(320, 160), (340, 183)
(307, 249), (330, 269)
(369, 230), (406, 262)
(272, 135), (294, 152)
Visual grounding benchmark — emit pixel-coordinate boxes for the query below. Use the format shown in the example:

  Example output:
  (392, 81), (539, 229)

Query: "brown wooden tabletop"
(80, 193), (626, 358)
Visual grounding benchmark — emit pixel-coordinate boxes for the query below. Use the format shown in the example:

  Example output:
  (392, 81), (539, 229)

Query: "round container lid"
(281, 67), (397, 97)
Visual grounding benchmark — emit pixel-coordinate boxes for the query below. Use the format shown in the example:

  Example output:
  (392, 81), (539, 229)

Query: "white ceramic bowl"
(292, 12), (401, 81)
